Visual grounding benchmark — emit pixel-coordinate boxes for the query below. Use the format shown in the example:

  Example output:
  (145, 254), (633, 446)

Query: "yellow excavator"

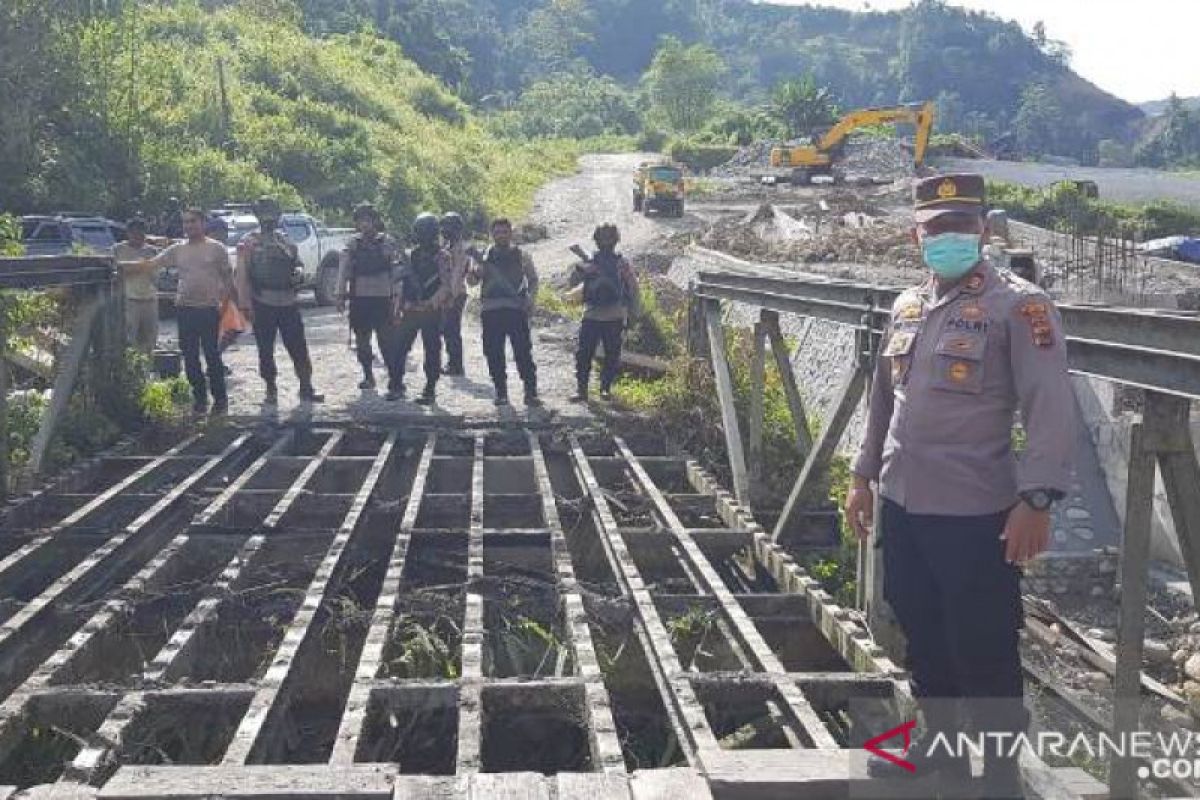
(769, 101), (935, 185)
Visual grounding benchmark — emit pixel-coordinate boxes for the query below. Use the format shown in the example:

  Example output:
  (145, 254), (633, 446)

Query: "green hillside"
(296, 0), (1143, 162)
(0, 1), (582, 224)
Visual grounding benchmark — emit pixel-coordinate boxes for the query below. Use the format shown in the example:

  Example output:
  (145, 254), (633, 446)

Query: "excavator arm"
(816, 101), (936, 158)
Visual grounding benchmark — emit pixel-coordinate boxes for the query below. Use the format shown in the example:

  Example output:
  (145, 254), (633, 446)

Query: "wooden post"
(748, 321), (766, 496)
(28, 291), (104, 476)
(1109, 409), (1158, 799)
(704, 299), (750, 507)
(761, 310), (813, 460)
(1150, 394), (1200, 604)
(771, 325), (871, 544)
(687, 285), (710, 358)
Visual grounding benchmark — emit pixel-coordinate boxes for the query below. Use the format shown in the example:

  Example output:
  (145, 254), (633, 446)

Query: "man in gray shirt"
(112, 217), (160, 356)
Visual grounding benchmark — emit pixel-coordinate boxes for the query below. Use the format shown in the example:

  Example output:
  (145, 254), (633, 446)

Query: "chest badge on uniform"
(964, 273), (984, 292)
(948, 361), (973, 382)
(960, 303), (985, 322)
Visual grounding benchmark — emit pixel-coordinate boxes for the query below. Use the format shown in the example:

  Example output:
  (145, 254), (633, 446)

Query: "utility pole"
(217, 57), (233, 156)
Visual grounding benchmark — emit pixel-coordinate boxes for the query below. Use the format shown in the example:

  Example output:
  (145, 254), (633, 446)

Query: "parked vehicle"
(20, 215), (126, 256)
(633, 162), (686, 217)
(155, 210), (353, 306)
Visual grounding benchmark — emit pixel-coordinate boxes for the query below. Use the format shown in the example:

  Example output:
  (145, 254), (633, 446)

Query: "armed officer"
(336, 203), (406, 401)
(236, 197), (322, 405)
(439, 212), (471, 376)
(395, 213), (454, 405)
(466, 218), (540, 407)
(845, 174), (1074, 799)
(567, 223), (640, 402)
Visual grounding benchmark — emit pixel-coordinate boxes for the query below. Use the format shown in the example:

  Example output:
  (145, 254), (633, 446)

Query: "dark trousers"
(177, 305), (226, 406)
(576, 318), (624, 391)
(442, 294), (466, 371)
(349, 297), (400, 391)
(481, 308), (537, 396)
(251, 301), (312, 385)
(881, 499), (1028, 742)
(396, 307), (443, 389)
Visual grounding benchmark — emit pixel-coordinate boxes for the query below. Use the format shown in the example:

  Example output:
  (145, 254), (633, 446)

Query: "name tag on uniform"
(884, 331), (916, 357)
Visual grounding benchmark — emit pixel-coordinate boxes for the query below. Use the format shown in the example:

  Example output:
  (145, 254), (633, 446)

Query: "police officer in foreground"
(235, 197), (323, 405)
(567, 223), (640, 402)
(439, 212), (471, 376)
(336, 203), (406, 400)
(845, 175), (1074, 799)
(395, 213), (453, 405)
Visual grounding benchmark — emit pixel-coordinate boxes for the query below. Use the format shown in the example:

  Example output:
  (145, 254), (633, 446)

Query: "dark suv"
(20, 215), (126, 256)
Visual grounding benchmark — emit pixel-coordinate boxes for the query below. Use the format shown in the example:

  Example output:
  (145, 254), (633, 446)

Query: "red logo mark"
(864, 720), (918, 773)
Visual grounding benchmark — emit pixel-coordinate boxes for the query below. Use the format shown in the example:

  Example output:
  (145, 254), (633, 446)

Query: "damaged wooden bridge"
(0, 420), (929, 800)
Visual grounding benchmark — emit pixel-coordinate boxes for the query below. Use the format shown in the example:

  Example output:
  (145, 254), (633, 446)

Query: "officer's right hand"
(846, 475), (874, 541)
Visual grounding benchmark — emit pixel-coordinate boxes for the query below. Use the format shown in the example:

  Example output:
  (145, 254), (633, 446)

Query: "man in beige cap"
(846, 174), (1075, 798)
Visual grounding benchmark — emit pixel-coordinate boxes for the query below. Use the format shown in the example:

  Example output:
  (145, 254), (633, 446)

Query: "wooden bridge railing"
(0, 255), (122, 498)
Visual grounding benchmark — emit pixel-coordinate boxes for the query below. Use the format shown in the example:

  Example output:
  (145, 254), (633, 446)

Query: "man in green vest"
(396, 213), (454, 405)
(466, 218), (541, 407)
(235, 196), (322, 405)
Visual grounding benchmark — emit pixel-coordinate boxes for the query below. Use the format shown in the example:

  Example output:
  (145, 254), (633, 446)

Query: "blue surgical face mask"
(921, 232), (981, 278)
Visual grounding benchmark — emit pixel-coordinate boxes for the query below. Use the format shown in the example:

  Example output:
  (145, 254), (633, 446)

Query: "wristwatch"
(1018, 488), (1058, 512)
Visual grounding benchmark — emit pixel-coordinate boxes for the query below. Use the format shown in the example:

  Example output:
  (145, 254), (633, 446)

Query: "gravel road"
(162, 153), (686, 422)
(933, 157), (1200, 207)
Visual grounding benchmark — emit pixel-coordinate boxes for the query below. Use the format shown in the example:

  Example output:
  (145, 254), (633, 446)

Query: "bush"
(666, 140), (739, 173)
(637, 129), (670, 153)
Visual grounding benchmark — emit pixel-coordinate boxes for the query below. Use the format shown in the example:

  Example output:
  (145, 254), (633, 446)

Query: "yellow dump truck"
(633, 162), (685, 218)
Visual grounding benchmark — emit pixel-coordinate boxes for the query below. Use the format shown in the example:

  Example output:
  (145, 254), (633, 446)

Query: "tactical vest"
(482, 246), (529, 300)
(407, 246), (443, 302)
(583, 250), (625, 309)
(351, 236), (391, 276)
(248, 234), (297, 292)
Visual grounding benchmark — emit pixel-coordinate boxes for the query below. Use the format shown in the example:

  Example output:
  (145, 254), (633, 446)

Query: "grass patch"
(988, 179), (1200, 239)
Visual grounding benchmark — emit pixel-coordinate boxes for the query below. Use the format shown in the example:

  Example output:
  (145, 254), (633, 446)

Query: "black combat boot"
(299, 383), (324, 403)
(867, 702), (970, 784)
(524, 384), (542, 407)
(264, 381), (278, 405)
(415, 383), (436, 406)
(569, 383), (589, 403)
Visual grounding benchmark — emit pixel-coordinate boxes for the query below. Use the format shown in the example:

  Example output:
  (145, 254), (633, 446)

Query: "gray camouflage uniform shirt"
(853, 262), (1075, 515)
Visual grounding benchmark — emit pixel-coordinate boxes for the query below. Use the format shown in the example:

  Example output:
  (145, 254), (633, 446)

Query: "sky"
(762, 0), (1200, 104)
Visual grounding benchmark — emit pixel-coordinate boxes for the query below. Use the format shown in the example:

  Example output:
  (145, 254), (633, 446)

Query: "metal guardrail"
(0, 255), (116, 290)
(695, 269), (1200, 400)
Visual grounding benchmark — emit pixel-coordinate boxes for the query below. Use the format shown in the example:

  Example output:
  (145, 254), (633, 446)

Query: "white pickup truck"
(157, 210), (354, 307)
(275, 213), (355, 305)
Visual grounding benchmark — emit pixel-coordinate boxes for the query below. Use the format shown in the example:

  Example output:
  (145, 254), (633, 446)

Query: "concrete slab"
(98, 765), (398, 799)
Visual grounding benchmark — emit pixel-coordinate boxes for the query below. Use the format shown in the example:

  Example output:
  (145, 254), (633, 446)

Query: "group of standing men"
(118, 197), (641, 413)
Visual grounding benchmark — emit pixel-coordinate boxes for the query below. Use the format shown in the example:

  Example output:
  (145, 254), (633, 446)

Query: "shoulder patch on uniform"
(1018, 298), (1055, 347)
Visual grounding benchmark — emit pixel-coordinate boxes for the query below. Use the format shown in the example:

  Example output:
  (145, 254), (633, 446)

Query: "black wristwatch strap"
(1018, 488), (1058, 511)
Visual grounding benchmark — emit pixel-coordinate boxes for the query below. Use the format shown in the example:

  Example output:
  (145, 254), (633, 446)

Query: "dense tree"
(491, 69), (641, 139)
(1014, 82), (1065, 157)
(643, 36), (725, 133)
(1135, 95), (1200, 168)
(770, 76), (837, 139)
